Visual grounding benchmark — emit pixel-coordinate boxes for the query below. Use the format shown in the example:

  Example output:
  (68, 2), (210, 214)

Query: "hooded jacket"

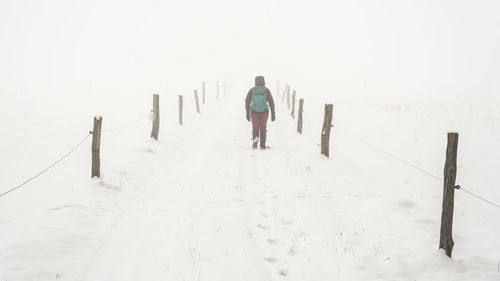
(245, 76), (275, 116)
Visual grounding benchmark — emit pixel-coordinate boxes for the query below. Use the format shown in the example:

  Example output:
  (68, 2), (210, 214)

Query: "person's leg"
(259, 111), (269, 149)
(250, 112), (260, 148)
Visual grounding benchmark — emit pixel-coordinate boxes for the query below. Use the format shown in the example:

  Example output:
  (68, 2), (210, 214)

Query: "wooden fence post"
(439, 132), (459, 257)
(282, 85), (287, 101)
(216, 81), (220, 99)
(194, 90), (200, 113)
(91, 116), (102, 178)
(291, 90), (296, 118)
(297, 99), (304, 134)
(202, 81), (206, 105)
(321, 104), (333, 157)
(151, 94), (160, 140)
(179, 95), (183, 125)
(287, 86), (291, 109)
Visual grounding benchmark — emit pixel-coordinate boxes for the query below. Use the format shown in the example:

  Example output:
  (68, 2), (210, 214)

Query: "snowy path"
(76, 94), (367, 281)
(81, 96), (313, 281)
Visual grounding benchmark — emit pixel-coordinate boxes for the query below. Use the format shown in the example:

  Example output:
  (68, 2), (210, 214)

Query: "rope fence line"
(331, 125), (500, 210)
(92, 102), (177, 133)
(458, 186), (500, 209)
(102, 114), (150, 133)
(0, 132), (92, 199)
(0, 92), (221, 199)
(1, 106), (164, 198)
(332, 125), (443, 181)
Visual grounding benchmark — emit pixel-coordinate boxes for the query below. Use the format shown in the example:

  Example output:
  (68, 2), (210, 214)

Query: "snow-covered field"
(1, 88), (499, 281)
(2, 0), (500, 279)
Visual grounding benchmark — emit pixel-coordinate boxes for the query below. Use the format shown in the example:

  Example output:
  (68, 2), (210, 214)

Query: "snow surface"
(1, 90), (499, 281)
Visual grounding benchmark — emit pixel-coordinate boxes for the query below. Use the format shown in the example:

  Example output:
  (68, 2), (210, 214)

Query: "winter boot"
(259, 130), (267, 149)
(252, 130), (259, 149)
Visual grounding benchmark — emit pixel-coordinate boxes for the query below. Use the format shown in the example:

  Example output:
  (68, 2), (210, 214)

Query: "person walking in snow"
(245, 76), (276, 149)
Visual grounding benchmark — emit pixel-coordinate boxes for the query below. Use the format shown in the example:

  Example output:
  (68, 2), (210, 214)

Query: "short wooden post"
(287, 86), (291, 109)
(297, 99), (304, 134)
(320, 104), (333, 157)
(91, 116), (102, 178)
(291, 90), (296, 118)
(178, 95), (183, 125)
(216, 81), (220, 99)
(194, 90), (200, 113)
(439, 132), (459, 257)
(282, 85), (287, 101)
(151, 94), (160, 140)
(202, 81), (206, 105)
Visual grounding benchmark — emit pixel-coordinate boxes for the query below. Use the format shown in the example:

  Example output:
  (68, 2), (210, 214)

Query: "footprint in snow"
(288, 246), (299, 256)
(267, 238), (279, 245)
(264, 257), (278, 263)
(278, 269), (291, 277)
(257, 224), (270, 230)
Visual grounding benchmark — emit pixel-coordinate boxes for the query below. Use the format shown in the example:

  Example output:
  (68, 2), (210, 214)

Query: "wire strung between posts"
(332, 125), (443, 181)
(102, 114), (150, 133)
(332, 125), (500, 210)
(0, 132), (92, 199)
(457, 186), (500, 209)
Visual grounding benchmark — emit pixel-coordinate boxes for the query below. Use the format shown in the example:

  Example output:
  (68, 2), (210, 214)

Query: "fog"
(1, 0), (499, 102)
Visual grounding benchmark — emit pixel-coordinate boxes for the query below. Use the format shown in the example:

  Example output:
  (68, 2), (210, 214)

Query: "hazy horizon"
(1, 0), (499, 102)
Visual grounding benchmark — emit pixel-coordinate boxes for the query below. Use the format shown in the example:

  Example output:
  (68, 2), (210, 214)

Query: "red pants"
(251, 111), (269, 131)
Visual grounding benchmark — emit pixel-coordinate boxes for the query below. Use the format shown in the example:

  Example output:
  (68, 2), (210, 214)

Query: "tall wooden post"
(291, 90), (296, 118)
(321, 104), (333, 157)
(91, 116), (102, 178)
(216, 81), (220, 99)
(194, 90), (200, 113)
(178, 95), (183, 125)
(151, 94), (160, 140)
(297, 99), (304, 134)
(439, 132), (459, 257)
(202, 81), (206, 105)
(287, 86), (291, 109)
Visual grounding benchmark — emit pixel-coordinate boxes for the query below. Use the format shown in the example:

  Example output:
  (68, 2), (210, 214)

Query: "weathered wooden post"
(282, 85), (287, 101)
(287, 87), (291, 109)
(202, 81), (206, 105)
(439, 132), (459, 258)
(194, 90), (200, 113)
(320, 104), (333, 157)
(297, 99), (304, 134)
(291, 90), (296, 118)
(91, 116), (102, 178)
(178, 95), (183, 125)
(151, 94), (160, 140)
(216, 81), (220, 99)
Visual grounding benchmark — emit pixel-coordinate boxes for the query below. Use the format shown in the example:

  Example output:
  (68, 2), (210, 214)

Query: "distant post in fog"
(202, 81), (206, 105)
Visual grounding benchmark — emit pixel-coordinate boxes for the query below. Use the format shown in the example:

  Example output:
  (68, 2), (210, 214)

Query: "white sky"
(1, 0), (499, 100)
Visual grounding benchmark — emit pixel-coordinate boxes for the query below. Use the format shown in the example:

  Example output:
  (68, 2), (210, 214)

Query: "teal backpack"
(250, 86), (268, 112)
